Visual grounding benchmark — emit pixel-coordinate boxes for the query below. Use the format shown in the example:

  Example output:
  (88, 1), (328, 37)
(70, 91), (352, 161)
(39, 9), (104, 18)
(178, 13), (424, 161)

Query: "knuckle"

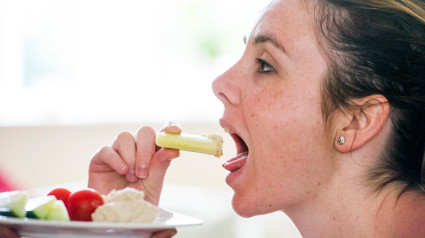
(115, 131), (135, 147)
(138, 150), (154, 160)
(97, 146), (112, 157)
(136, 126), (155, 137)
(116, 131), (133, 142)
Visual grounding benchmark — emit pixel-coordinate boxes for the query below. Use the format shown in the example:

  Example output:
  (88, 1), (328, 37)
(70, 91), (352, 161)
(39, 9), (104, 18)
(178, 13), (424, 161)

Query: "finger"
(142, 148), (180, 204)
(0, 227), (20, 238)
(149, 148), (180, 182)
(151, 228), (177, 238)
(112, 131), (137, 182)
(160, 121), (182, 134)
(89, 146), (128, 174)
(135, 126), (157, 179)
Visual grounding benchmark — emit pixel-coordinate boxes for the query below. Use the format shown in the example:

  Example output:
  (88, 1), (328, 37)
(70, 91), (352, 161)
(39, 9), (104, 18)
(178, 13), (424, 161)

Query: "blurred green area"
(163, 0), (252, 61)
(0, 0), (263, 125)
(183, 0), (228, 59)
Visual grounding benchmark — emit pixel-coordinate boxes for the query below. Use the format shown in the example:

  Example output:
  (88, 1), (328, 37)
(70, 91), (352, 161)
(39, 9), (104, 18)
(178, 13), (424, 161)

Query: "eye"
(256, 58), (274, 73)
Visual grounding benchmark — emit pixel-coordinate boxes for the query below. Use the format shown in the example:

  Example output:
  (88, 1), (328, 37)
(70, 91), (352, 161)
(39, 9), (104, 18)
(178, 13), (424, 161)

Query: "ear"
(334, 95), (390, 153)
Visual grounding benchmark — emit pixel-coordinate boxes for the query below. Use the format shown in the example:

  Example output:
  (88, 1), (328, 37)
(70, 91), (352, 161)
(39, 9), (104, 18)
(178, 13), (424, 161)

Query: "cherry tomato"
(67, 189), (104, 221)
(47, 188), (71, 208)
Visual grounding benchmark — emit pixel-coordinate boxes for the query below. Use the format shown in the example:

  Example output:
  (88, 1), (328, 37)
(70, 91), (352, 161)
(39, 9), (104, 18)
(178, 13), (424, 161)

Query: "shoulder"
(392, 190), (425, 238)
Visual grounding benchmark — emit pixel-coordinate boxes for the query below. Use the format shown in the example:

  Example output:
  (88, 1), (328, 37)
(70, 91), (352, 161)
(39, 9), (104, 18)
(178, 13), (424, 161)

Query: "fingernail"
(138, 166), (148, 179)
(168, 230), (178, 237)
(127, 170), (138, 182)
(120, 164), (128, 174)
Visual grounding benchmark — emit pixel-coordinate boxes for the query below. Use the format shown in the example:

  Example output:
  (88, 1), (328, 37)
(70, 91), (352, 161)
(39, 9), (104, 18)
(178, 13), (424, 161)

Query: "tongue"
(222, 152), (248, 172)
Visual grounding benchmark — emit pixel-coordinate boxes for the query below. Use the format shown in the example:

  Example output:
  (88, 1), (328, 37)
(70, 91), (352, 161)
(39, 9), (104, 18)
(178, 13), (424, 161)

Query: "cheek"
(244, 88), (327, 184)
(242, 84), (284, 128)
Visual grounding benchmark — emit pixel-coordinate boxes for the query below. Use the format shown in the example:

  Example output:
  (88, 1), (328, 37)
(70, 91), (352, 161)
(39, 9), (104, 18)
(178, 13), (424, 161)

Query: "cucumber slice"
(25, 196), (57, 219)
(0, 191), (29, 218)
(0, 207), (16, 217)
(46, 200), (70, 221)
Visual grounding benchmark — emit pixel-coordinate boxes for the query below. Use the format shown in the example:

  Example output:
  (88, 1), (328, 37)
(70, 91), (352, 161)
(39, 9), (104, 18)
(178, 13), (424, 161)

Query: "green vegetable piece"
(156, 132), (223, 157)
(0, 191), (29, 218)
(46, 200), (70, 221)
(0, 207), (16, 217)
(25, 196), (57, 219)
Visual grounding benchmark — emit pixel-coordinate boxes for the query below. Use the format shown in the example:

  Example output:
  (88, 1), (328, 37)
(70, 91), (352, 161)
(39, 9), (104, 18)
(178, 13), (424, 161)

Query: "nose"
(212, 64), (241, 107)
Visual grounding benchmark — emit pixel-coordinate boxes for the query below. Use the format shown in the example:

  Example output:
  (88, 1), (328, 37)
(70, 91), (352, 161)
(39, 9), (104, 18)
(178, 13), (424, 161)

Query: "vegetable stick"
(155, 132), (223, 157)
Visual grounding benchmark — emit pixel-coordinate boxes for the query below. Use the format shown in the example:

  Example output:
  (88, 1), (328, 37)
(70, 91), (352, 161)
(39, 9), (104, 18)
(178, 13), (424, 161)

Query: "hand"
(0, 226), (19, 238)
(151, 228), (177, 238)
(88, 122), (181, 205)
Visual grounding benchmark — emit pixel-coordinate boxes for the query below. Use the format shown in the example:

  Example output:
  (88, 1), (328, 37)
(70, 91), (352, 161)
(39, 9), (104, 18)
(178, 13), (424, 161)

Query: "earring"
(337, 136), (346, 145)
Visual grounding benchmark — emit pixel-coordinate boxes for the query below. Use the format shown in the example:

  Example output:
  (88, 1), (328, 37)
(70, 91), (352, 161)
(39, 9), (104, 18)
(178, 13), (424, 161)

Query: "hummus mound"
(92, 187), (159, 223)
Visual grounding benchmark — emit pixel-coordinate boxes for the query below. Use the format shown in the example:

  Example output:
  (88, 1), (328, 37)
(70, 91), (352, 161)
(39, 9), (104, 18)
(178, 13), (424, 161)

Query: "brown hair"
(315, 0), (425, 191)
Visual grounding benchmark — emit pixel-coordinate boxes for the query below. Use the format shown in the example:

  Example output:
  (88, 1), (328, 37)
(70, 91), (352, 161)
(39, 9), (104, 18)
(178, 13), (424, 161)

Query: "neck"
(283, 159), (402, 237)
(282, 121), (425, 237)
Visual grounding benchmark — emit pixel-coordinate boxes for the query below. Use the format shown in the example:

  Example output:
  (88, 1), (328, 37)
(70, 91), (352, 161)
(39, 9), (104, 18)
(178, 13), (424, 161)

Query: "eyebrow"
(252, 34), (286, 53)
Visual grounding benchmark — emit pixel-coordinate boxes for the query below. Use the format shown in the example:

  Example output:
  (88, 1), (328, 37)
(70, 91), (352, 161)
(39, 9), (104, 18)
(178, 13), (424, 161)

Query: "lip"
(223, 152), (248, 186)
(219, 119), (249, 154)
(219, 119), (249, 181)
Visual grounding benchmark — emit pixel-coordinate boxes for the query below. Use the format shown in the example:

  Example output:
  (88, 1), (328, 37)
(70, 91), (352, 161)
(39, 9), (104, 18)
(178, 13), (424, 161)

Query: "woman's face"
(213, 0), (334, 217)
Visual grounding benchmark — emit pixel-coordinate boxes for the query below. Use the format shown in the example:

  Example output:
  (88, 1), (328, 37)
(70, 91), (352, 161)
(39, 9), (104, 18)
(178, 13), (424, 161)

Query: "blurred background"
(0, 0), (302, 237)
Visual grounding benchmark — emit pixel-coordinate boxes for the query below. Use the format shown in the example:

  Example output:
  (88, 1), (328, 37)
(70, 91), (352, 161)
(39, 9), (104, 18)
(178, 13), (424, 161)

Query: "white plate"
(0, 208), (203, 238)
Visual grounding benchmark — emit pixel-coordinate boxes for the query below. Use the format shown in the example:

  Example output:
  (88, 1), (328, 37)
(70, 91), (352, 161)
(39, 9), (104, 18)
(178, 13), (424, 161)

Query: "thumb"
(0, 227), (19, 238)
(151, 228), (177, 238)
(141, 148), (179, 205)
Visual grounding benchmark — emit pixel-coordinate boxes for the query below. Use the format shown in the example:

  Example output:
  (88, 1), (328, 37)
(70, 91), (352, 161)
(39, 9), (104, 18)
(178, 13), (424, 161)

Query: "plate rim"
(0, 208), (203, 230)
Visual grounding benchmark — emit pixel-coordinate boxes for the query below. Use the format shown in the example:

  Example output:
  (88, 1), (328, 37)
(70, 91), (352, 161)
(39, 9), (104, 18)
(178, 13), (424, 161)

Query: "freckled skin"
(213, 0), (425, 237)
(213, 0), (332, 217)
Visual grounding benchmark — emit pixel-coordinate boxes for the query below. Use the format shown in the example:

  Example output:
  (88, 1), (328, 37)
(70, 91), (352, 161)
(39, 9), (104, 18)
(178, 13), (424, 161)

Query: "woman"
(89, 0), (425, 237)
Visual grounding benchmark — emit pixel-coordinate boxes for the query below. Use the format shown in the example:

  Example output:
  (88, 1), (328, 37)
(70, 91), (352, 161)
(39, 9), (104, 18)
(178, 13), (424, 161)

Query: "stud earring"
(337, 136), (346, 145)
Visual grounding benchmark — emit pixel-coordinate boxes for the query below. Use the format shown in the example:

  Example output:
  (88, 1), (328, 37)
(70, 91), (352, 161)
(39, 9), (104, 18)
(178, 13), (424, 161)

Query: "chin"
(231, 193), (260, 218)
(231, 189), (282, 218)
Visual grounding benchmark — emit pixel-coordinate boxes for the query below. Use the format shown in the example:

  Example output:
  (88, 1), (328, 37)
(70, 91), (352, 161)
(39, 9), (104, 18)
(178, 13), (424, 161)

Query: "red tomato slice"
(67, 188), (104, 221)
(47, 188), (71, 208)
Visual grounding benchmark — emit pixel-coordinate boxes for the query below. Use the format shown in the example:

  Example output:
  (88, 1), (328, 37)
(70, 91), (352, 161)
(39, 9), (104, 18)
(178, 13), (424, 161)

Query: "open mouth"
(232, 133), (248, 155)
(222, 132), (249, 172)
